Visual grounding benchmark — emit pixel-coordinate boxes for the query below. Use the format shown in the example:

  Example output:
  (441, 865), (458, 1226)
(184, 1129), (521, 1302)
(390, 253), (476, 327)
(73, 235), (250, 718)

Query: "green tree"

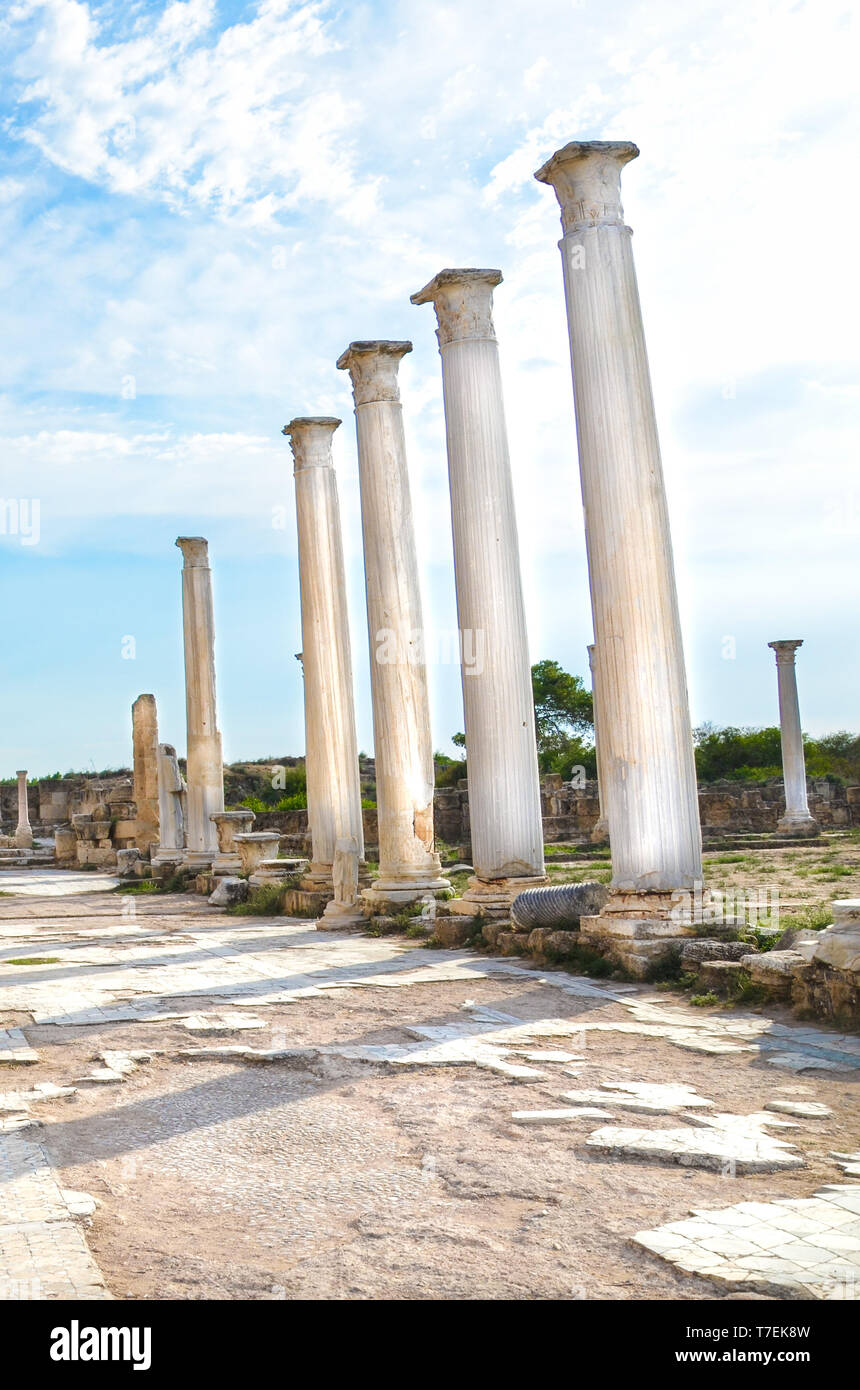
(531, 658), (593, 758)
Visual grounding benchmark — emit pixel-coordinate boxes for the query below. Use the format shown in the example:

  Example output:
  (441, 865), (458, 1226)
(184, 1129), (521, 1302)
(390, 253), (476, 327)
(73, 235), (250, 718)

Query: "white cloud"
(7, 0), (379, 224)
(1, 0), (858, 763)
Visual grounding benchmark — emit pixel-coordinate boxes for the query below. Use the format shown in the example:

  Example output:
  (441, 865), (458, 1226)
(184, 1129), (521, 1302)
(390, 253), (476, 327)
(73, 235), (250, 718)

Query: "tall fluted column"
(586, 644), (609, 845)
(411, 270), (545, 912)
(768, 640), (819, 836)
(14, 770), (33, 849)
(132, 693), (160, 855)
(176, 537), (223, 865)
(337, 341), (449, 904)
(535, 143), (702, 907)
(283, 418), (365, 900)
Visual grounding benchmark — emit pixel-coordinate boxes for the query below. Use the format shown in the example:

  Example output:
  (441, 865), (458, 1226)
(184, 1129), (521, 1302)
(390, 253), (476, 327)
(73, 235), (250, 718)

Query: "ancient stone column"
(535, 143), (702, 910)
(768, 640), (819, 835)
(176, 537), (224, 866)
(586, 644), (609, 845)
(411, 270), (545, 913)
(153, 743), (186, 866)
(282, 418), (364, 891)
(14, 770), (33, 849)
(336, 340), (449, 906)
(132, 694), (160, 855)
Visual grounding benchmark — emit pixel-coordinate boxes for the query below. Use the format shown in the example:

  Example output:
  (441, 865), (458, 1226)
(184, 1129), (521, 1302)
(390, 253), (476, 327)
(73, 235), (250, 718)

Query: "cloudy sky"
(1, 0), (857, 777)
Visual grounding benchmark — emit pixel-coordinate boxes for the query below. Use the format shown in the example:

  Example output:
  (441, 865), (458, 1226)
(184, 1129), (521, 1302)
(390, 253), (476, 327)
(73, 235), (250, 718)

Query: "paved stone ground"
(0, 868), (858, 1300)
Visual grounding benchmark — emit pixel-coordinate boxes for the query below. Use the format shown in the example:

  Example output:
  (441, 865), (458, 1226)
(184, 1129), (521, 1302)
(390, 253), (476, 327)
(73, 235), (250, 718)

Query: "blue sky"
(1, 0), (858, 777)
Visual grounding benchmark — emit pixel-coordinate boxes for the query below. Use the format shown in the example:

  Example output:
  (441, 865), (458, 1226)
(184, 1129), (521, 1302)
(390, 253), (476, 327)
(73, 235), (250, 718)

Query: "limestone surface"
(634, 1184), (860, 1298)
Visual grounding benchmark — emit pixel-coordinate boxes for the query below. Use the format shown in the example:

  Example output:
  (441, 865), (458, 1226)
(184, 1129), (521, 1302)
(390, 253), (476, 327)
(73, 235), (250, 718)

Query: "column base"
(361, 879), (451, 913)
(212, 854), (242, 876)
(152, 850), (185, 874)
(777, 814), (820, 837)
(316, 899), (366, 932)
(447, 874), (549, 921)
(14, 830), (34, 850)
(580, 888), (746, 979)
(181, 850), (218, 870)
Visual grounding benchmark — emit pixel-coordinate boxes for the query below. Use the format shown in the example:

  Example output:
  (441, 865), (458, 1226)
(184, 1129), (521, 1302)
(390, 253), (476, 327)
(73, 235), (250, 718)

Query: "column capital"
(15, 770), (27, 778)
(534, 140), (639, 234)
(336, 341), (412, 406)
(410, 268), (502, 347)
(282, 417), (341, 471)
(176, 536), (210, 568)
(769, 639), (803, 665)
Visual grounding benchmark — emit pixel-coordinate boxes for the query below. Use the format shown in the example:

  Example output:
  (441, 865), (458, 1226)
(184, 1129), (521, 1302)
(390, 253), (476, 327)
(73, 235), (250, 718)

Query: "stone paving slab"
(0, 1132), (110, 1300)
(1, 868), (859, 1302)
(562, 1082), (714, 1115)
(0, 1029), (39, 1066)
(586, 1122), (805, 1173)
(633, 1184), (860, 1298)
(1, 871), (858, 1078)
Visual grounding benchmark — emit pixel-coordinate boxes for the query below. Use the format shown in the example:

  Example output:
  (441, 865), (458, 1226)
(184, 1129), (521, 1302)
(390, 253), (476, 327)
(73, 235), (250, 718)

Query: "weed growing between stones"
(729, 969), (768, 1006)
(228, 877), (302, 916)
(690, 991), (719, 1007)
(542, 940), (619, 978)
(6, 957), (61, 965)
(778, 903), (834, 931)
(644, 948), (684, 984)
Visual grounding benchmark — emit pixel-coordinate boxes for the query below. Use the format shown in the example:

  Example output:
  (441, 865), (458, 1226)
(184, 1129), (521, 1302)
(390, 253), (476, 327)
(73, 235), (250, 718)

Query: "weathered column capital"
(15, 770), (27, 779)
(336, 341), (412, 406)
(176, 536), (210, 568)
(534, 140), (639, 233)
(769, 639), (804, 665)
(410, 268), (502, 347)
(282, 417), (341, 471)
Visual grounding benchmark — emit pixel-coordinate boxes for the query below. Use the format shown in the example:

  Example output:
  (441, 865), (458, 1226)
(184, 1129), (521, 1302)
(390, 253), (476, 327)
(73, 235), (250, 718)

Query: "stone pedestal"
(768, 640), (820, 836)
(411, 269), (546, 912)
(586, 644), (609, 845)
(318, 837), (365, 930)
(812, 900), (860, 974)
(579, 892), (697, 978)
(535, 140), (702, 964)
(14, 770), (33, 850)
(337, 340), (449, 907)
(54, 826), (77, 865)
(447, 875), (549, 922)
(249, 857), (308, 890)
(283, 418), (365, 894)
(234, 832), (282, 878)
(132, 694), (160, 855)
(176, 537), (224, 868)
(210, 810), (256, 875)
(152, 744), (187, 867)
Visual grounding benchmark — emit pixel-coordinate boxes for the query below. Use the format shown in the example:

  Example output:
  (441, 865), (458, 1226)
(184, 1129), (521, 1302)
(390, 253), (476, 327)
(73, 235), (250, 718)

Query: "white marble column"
(14, 770), (33, 849)
(535, 143), (702, 904)
(586, 644), (609, 845)
(283, 418), (365, 898)
(176, 537), (224, 866)
(768, 640), (819, 835)
(337, 340), (449, 904)
(411, 270), (545, 910)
